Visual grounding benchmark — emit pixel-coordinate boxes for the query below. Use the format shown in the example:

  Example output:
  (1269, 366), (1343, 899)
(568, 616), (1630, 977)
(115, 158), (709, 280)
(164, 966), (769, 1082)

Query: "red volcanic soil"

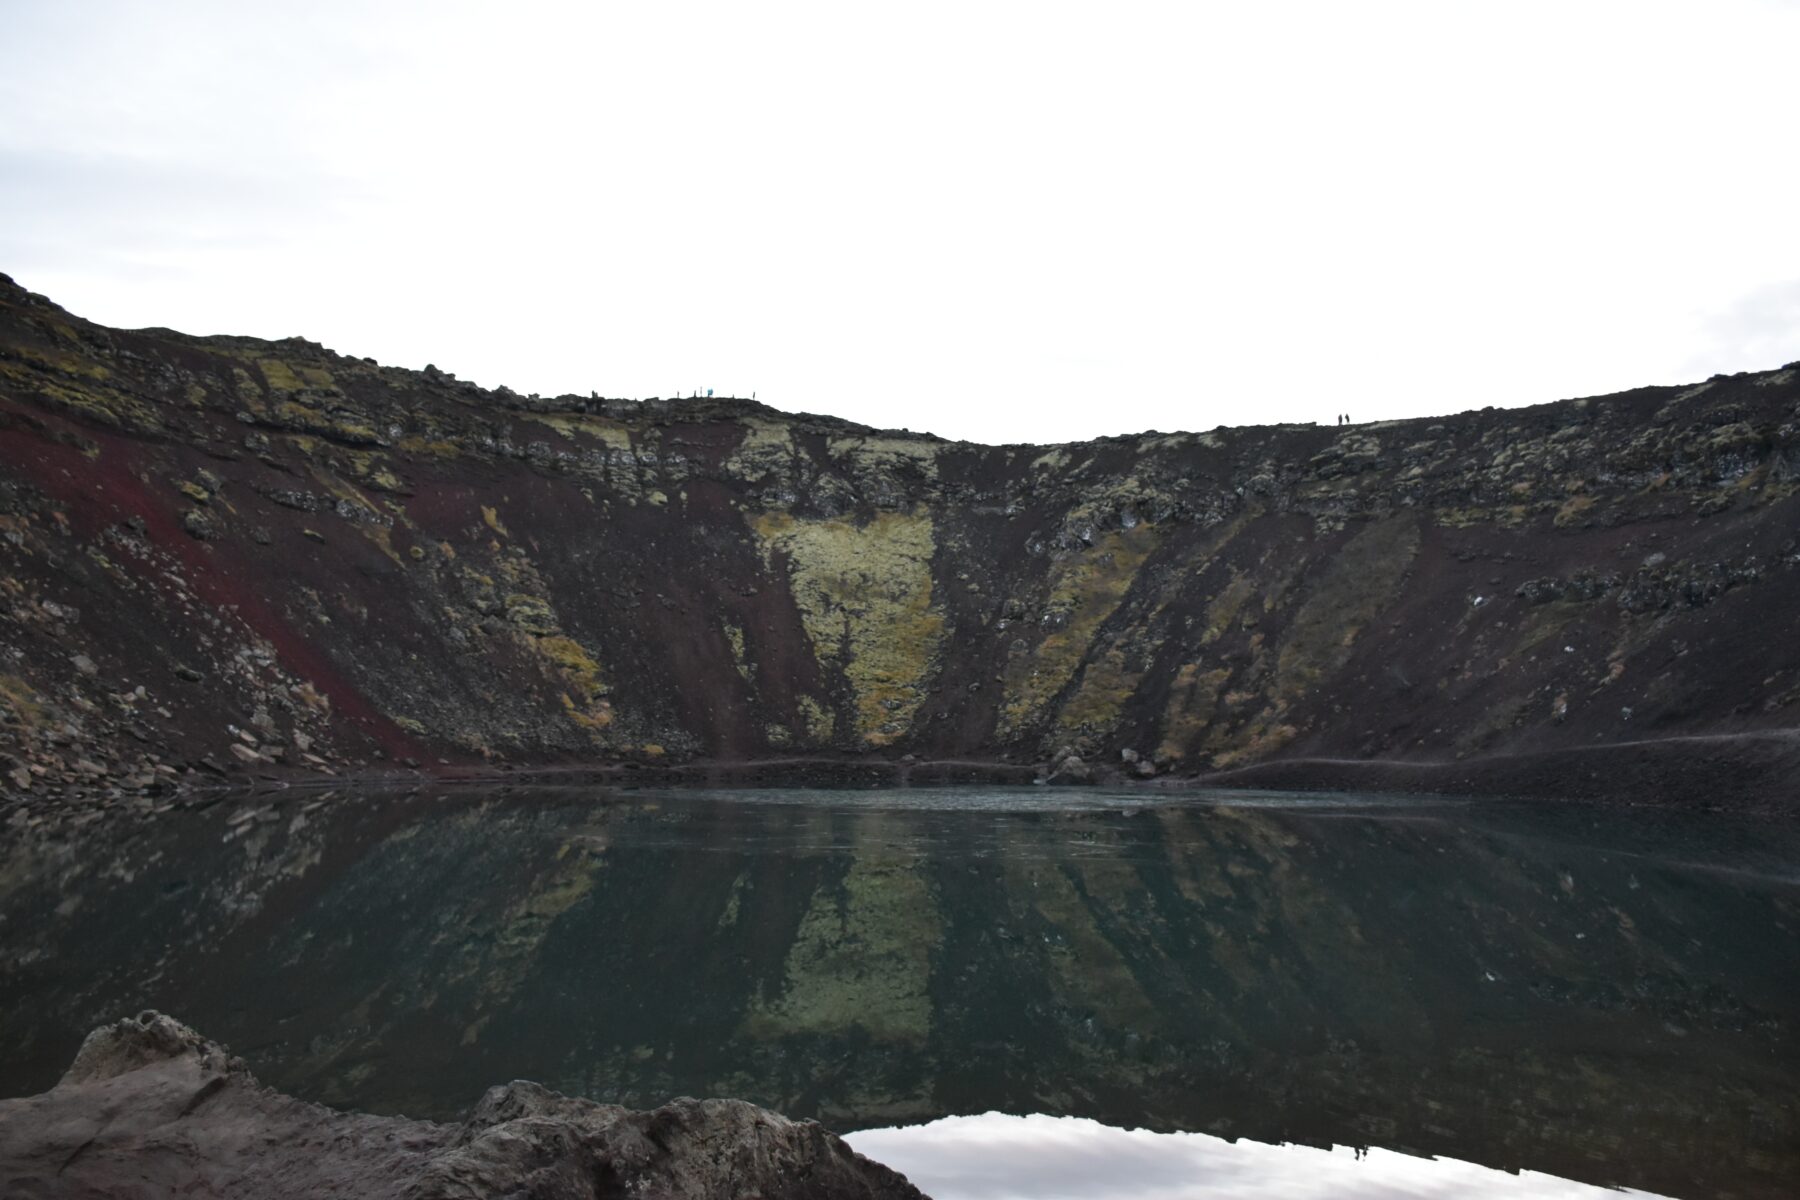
(3, 271), (1798, 812)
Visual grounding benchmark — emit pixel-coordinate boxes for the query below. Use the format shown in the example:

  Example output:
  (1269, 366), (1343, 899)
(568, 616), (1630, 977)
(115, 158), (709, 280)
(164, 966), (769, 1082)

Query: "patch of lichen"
(1052, 642), (1147, 744)
(0, 675), (45, 732)
(397, 435), (462, 460)
(723, 621), (754, 683)
(1060, 522), (1251, 760)
(1554, 494), (1597, 528)
(1209, 717), (1300, 769)
(1157, 663), (1232, 761)
(0, 361), (161, 432)
(1198, 572), (1256, 645)
(828, 435), (938, 476)
(305, 467), (404, 565)
(502, 593), (556, 634)
(750, 508), (945, 747)
(1181, 517), (1417, 769)
(338, 449), (404, 493)
(434, 541), (616, 739)
(541, 634), (612, 725)
(1061, 476), (1166, 535)
(1271, 516), (1420, 706)
(495, 567), (614, 732)
(744, 818), (939, 1043)
(1511, 601), (1580, 659)
(998, 523), (1160, 739)
(269, 399), (381, 445)
(5, 342), (110, 383)
(725, 419), (798, 481)
(226, 364), (265, 405)
(1052, 581), (1184, 744)
(826, 435), (940, 506)
(257, 359), (306, 392)
(796, 695), (835, 743)
(528, 412), (634, 452)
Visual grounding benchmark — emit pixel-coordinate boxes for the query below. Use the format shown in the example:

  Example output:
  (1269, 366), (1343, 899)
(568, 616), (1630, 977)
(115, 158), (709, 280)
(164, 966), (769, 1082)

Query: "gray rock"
(0, 1013), (927, 1200)
(180, 508), (216, 540)
(61, 1009), (241, 1084)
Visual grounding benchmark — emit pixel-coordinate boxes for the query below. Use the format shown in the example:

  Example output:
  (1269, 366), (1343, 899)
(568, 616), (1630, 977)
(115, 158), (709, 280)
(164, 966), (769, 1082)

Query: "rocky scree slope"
(2, 272), (1799, 805)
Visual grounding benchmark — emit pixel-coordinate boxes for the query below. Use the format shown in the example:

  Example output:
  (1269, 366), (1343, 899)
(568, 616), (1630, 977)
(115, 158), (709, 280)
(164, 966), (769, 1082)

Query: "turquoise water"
(1, 786), (1794, 1197)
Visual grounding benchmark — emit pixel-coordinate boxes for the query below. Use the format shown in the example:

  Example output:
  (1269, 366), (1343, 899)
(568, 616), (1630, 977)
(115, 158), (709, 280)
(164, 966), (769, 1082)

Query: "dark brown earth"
(0, 1012), (926, 1199)
(3, 270), (1799, 811)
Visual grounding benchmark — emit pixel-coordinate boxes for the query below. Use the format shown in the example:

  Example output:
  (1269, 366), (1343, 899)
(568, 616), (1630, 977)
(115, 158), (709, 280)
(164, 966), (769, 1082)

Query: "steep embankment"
(2, 272), (1798, 805)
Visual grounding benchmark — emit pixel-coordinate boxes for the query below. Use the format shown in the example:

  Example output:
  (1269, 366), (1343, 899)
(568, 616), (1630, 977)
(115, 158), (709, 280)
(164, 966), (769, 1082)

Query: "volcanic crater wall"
(2, 271), (1799, 795)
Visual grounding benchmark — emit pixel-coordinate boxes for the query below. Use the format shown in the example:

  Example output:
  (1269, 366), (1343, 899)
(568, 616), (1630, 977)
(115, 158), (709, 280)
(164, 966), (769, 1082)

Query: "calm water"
(0, 786), (1794, 1198)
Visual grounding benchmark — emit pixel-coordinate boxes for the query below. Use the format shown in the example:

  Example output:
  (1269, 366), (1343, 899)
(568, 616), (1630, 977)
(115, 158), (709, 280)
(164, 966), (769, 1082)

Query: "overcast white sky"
(2, 0), (1797, 444)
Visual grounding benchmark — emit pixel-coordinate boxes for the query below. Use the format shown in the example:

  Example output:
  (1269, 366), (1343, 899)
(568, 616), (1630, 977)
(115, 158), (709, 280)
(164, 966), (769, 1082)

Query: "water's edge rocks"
(389, 729), (1800, 811)
(0, 1012), (927, 1200)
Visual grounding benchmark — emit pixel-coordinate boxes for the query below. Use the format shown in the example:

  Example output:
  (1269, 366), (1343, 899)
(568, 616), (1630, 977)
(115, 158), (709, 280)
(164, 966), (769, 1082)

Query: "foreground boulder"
(0, 1012), (926, 1199)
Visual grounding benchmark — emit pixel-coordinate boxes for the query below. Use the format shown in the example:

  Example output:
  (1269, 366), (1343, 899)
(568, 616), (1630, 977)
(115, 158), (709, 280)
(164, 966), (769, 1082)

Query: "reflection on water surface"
(0, 786), (1793, 1198)
(847, 1113), (1667, 1200)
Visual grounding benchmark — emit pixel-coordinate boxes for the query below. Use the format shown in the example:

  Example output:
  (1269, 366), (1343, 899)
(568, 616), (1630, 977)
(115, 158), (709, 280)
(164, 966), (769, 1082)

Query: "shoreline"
(15, 731), (1795, 822)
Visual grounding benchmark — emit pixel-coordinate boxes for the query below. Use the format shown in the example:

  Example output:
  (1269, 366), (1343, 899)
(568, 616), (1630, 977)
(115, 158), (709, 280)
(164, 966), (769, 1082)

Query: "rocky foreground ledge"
(0, 1013), (926, 1199)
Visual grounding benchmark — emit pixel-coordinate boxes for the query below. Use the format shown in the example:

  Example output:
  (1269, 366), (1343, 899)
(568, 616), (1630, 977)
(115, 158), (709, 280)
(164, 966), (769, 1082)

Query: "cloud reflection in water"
(848, 1113), (1666, 1200)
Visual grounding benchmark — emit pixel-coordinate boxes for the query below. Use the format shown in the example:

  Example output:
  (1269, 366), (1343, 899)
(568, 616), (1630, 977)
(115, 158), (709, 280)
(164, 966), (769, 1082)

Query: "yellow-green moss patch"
(1157, 663), (1232, 760)
(0, 675), (45, 731)
(531, 413), (634, 452)
(998, 524), (1159, 738)
(751, 509), (946, 746)
(257, 359), (305, 392)
(1270, 515), (1420, 706)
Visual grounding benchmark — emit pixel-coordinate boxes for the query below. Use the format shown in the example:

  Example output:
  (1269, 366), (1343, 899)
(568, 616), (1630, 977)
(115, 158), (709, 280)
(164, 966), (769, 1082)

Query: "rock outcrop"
(2, 271), (1799, 806)
(0, 1012), (925, 1199)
